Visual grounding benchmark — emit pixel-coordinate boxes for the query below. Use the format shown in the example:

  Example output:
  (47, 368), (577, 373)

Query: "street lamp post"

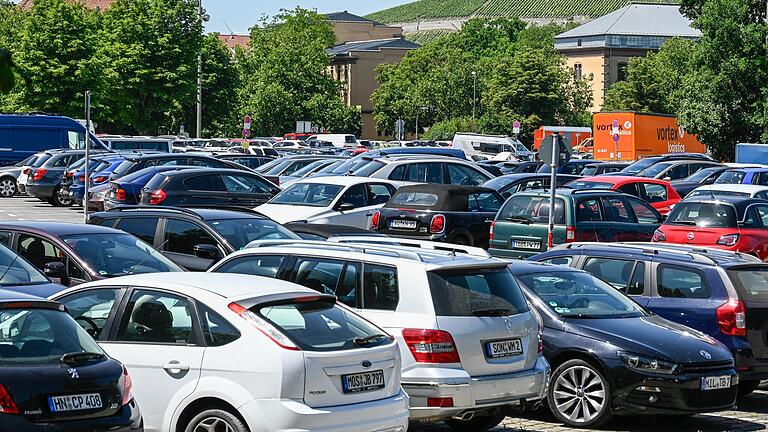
(471, 71), (477, 119)
(196, 0), (210, 139)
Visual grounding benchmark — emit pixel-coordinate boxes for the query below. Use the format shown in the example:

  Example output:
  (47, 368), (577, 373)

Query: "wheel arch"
(174, 397), (248, 432)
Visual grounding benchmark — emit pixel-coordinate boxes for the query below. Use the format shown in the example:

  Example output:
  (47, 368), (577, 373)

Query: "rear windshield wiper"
(352, 334), (389, 346)
(60, 351), (106, 365)
(472, 308), (511, 317)
(505, 216), (532, 224)
(670, 220), (696, 226)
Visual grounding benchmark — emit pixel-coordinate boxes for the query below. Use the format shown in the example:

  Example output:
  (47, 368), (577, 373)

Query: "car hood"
(255, 203), (327, 224)
(565, 314), (731, 364)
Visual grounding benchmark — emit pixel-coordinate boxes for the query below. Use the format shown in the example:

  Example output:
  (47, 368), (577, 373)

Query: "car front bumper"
(402, 356), (549, 422)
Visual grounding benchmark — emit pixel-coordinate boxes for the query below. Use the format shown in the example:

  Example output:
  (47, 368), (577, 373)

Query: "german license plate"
(485, 338), (523, 358)
(389, 220), (417, 230)
(701, 375), (731, 391)
(513, 240), (541, 250)
(48, 393), (103, 412)
(342, 370), (385, 393)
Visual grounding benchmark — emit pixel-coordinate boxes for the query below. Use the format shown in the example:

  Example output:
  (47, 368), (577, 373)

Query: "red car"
(567, 175), (681, 215)
(652, 197), (768, 260)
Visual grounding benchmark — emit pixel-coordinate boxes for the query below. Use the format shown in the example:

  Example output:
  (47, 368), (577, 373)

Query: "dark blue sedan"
(103, 165), (195, 210)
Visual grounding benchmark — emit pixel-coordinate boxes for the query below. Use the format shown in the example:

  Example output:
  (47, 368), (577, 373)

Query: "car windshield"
(567, 181), (615, 190)
(111, 160), (137, 178)
(665, 202), (738, 228)
(289, 160), (327, 178)
(684, 167), (722, 183)
(427, 267), (529, 317)
(270, 183), (344, 207)
(254, 158), (283, 173)
(715, 170), (747, 184)
(389, 192), (439, 207)
(498, 195), (566, 224)
(314, 160), (344, 175)
(688, 190), (750, 198)
(32, 154), (53, 167)
(351, 160), (386, 177)
(482, 176), (517, 191)
(207, 218), (299, 249)
(0, 244), (49, 286)
(727, 267), (768, 303)
(330, 158), (369, 175)
(621, 157), (661, 175)
(515, 270), (647, 319)
(640, 162), (673, 178)
(580, 166), (598, 176)
(61, 233), (183, 277)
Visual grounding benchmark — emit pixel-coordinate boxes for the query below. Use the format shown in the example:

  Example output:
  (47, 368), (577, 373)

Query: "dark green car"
(489, 189), (663, 258)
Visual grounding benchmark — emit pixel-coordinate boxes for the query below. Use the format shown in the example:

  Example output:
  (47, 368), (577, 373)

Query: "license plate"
(512, 240), (541, 250)
(389, 220), (417, 230)
(485, 338), (523, 358)
(48, 393), (103, 412)
(701, 375), (731, 391)
(342, 370), (385, 393)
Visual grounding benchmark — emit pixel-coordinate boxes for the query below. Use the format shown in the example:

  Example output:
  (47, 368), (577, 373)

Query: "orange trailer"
(593, 112), (706, 161)
(533, 126), (592, 150)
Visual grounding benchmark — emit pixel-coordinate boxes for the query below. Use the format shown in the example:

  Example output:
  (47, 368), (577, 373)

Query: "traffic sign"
(513, 120), (521, 135)
(540, 134), (572, 167)
(613, 133), (620, 142)
(612, 119), (619, 135)
(244, 114), (252, 130)
(242, 128), (250, 138)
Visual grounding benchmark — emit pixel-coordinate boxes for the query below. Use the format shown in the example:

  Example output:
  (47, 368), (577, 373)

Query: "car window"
(628, 262), (645, 295)
(601, 197), (631, 222)
(575, 198), (602, 222)
(406, 163), (444, 183)
(539, 256), (573, 266)
(17, 234), (85, 280)
(156, 158), (186, 166)
(428, 267), (528, 317)
(223, 174), (271, 193)
(469, 192), (503, 212)
(499, 195), (565, 224)
(756, 192), (768, 200)
(337, 184), (367, 209)
(715, 170), (746, 184)
(293, 258), (345, 297)
(583, 258), (636, 293)
(58, 288), (119, 339)
(367, 184), (394, 206)
(667, 202), (737, 228)
(755, 172), (768, 186)
(447, 163), (487, 186)
(271, 183), (343, 207)
(742, 207), (761, 228)
(116, 217), (158, 245)
(197, 304), (240, 347)
(641, 183), (668, 203)
(363, 264), (398, 311)
(116, 290), (194, 344)
(520, 179), (545, 192)
(755, 205), (768, 227)
(627, 197), (661, 224)
(561, 163), (585, 176)
(666, 164), (690, 180)
(658, 265), (710, 299)
(0, 231), (10, 246)
(388, 164), (406, 181)
(215, 255), (286, 278)
(164, 219), (218, 256)
(617, 183), (639, 197)
(184, 174), (226, 191)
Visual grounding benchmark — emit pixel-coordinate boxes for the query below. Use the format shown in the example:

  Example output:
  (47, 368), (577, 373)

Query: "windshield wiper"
(60, 351), (105, 365)
(505, 216), (532, 224)
(472, 308), (510, 317)
(671, 220), (697, 226)
(352, 334), (389, 346)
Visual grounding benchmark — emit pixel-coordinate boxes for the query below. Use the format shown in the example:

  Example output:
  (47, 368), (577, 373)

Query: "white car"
(210, 241), (549, 430)
(687, 184), (768, 199)
(51, 272), (409, 432)
(256, 176), (399, 228)
(348, 155), (495, 187)
(273, 140), (308, 150)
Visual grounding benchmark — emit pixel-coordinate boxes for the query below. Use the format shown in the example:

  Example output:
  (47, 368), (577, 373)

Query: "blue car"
(714, 167), (768, 185)
(103, 165), (195, 209)
(69, 157), (125, 203)
(0, 241), (64, 297)
(531, 242), (768, 396)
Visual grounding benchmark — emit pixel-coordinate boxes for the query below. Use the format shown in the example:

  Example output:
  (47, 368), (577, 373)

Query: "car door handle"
(163, 361), (190, 374)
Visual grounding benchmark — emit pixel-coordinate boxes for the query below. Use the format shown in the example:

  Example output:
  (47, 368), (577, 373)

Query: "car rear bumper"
(25, 183), (57, 199)
(238, 389), (409, 432)
(0, 399), (142, 432)
(402, 356), (549, 422)
(733, 350), (768, 381)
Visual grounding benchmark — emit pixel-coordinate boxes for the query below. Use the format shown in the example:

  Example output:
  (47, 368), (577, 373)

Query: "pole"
(83, 90), (91, 223)
(547, 133), (559, 250)
(415, 111), (419, 141)
(195, 0), (204, 139)
(472, 71), (476, 119)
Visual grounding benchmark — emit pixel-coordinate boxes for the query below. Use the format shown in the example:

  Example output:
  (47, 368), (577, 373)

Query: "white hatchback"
(51, 272), (409, 432)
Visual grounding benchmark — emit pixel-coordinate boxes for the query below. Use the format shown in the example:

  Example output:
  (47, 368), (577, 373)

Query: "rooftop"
(327, 37), (421, 56)
(215, 33), (251, 51)
(556, 2), (700, 39)
(325, 11), (384, 26)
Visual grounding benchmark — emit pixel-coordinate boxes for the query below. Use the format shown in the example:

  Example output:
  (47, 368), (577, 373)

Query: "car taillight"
(0, 384), (19, 414)
(148, 189), (166, 205)
(402, 328), (460, 363)
(120, 366), (133, 406)
(94, 176), (106, 183)
(115, 188), (126, 201)
(652, 229), (666, 242)
(566, 225), (576, 242)
(228, 303), (299, 350)
(370, 210), (380, 230)
(430, 214), (446, 234)
(32, 168), (47, 181)
(79, 175), (86, 182)
(489, 221), (495, 240)
(716, 234), (740, 247)
(65, 171), (73, 178)
(717, 299), (746, 336)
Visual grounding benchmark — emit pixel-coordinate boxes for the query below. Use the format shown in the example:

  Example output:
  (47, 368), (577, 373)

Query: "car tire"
(184, 408), (249, 432)
(0, 177), (16, 197)
(447, 233), (471, 246)
(49, 187), (72, 207)
(445, 410), (505, 431)
(738, 379), (761, 397)
(547, 359), (612, 428)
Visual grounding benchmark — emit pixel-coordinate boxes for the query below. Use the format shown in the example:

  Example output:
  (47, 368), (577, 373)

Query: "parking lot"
(0, 196), (85, 222)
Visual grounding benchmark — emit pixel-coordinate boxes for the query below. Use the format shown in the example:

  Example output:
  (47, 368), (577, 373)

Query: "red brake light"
(717, 299), (746, 336)
(65, 171), (73, 178)
(716, 234), (740, 247)
(32, 168), (47, 181)
(79, 175), (86, 182)
(120, 366), (133, 406)
(427, 397), (454, 407)
(489, 221), (495, 240)
(370, 211), (381, 230)
(148, 189), (166, 205)
(402, 328), (460, 363)
(566, 225), (576, 242)
(430, 214), (446, 234)
(94, 176), (106, 183)
(0, 384), (19, 414)
(652, 229), (666, 242)
(228, 302), (299, 350)
(115, 188), (126, 201)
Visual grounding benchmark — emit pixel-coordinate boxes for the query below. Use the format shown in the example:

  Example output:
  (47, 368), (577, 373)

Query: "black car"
(108, 153), (249, 182)
(90, 207), (299, 271)
(508, 262), (737, 428)
(371, 184), (504, 248)
(283, 222), (385, 241)
(620, 153), (714, 176)
(139, 168), (279, 208)
(0, 290), (142, 431)
(498, 161), (544, 175)
(671, 166), (735, 197)
(215, 154), (276, 170)
(580, 161), (630, 176)
(482, 173), (581, 198)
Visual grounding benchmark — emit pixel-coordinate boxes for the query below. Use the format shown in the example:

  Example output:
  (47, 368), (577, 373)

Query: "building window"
(574, 63), (583, 81)
(617, 62), (628, 81)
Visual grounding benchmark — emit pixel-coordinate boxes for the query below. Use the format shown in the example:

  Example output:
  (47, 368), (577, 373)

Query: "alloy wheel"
(0, 179), (15, 197)
(552, 365), (607, 424)
(192, 416), (235, 432)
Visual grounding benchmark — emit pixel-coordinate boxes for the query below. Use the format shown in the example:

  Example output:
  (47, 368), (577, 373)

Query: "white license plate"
(513, 240), (541, 250)
(485, 338), (523, 358)
(701, 375), (731, 391)
(48, 393), (103, 412)
(389, 220), (417, 230)
(342, 370), (385, 393)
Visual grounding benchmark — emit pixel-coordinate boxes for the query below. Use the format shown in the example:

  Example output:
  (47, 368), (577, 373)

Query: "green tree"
(423, 116), (479, 140)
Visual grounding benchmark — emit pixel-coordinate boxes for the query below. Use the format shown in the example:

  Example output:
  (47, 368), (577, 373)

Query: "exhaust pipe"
(451, 411), (475, 421)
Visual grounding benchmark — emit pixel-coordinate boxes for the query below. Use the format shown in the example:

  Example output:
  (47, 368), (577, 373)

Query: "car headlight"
(618, 352), (679, 375)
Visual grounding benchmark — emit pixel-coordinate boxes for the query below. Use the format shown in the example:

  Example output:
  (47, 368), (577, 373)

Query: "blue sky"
(204, 1), (409, 34)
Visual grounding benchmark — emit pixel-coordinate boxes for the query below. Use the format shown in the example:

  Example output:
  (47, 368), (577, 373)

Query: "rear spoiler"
(327, 236), (490, 258)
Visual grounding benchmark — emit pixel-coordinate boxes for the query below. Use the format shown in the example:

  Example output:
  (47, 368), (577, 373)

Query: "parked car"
(537, 159), (596, 176)
(567, 176), (682, 215)
(16, 153), (45, 195)
(210, 241), (549, 429)
(0, 222), (183, 286)
(639, 160), (723, 182)
(353, 155), (495, 186)
(52, 272), (409, 432)
(69, 156), (126, 205)
(715, 167), (768, 186)
(283, 222), (385, 241)
(0, 241), (65, 297)
(279, 159), (344, 185)
(532, 242), (768, 396)
(489, 189), (663, 258)
(688, 184), (768, 200)
(256, 177), (398, 229)
(26, 150), (88, 206)
(139, 168), (278, 208)
(371, 184), (504, 248)
(104, 165), (195, 209)
(108, 153), (249, 182)
(102, 137), (173, 153)
(0, 155), (35, 197)
(0, 290), (143, 431)
(508, 261), (738, 427)
(214, 153), (275, 170)
(482, 173), (581, 199)
(89, 207), (299, 271)
(497, 161), (545, 175)
(255, 155), (334, 178)
(671, 166), (737, 197)
(652, 196), (768, 259)
(620, 153), (715, 176)
(579, 161), (630, 176)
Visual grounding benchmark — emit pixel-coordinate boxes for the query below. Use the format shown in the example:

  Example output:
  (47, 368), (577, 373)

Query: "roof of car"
(506, 260), (577, 274)
(0, 221), (123, 236)
(154, 168), (256, 178)
(124, 153), (214, 162)
(283, 222), (382, 237)
(385, 184), (497, 211)
(585, 162), (629, 167)
(93, 207), (267, 221)
(517, 188), (625, 197)
(679, 195), (768, 206)
(291, 176), (396, 186)
(692, 184), (768, 194)
(0, 288), (59, 303)
(576, 175), (670, 185)
(723, 167), (768, 173)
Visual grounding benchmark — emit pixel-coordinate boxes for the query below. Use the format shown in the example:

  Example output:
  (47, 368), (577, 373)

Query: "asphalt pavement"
(0, 196), (85, 223)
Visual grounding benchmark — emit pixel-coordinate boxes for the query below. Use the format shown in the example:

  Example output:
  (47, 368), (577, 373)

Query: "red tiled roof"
(19, 0), (116, 10)
(216, 33), (251, 50)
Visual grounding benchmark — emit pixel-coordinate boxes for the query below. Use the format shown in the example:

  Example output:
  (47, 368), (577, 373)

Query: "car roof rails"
(326, 236), (491, 258)
(554, 242), (758, 265)
(104, 205), (206, 220)
(244, 239), (428, 261)
(181, 205), (268, 218)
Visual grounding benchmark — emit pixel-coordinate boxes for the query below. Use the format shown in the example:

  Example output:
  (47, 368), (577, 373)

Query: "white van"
(452, 133), (536, 160)
(307, 134), (358, 148)
(102, 137), (173, 153)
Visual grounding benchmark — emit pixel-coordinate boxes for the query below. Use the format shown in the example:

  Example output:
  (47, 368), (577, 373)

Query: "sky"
(204, 0), (409, 34)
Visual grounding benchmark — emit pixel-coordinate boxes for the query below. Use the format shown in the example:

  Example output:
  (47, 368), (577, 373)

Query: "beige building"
(325, 12), (420, 139)
(555, 3), (700, 112)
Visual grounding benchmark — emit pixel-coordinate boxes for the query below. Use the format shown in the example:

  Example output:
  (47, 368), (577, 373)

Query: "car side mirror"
(44, 261), (69, 285)
(338, 203), (355, 212)
(193, 244), (220, 260)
